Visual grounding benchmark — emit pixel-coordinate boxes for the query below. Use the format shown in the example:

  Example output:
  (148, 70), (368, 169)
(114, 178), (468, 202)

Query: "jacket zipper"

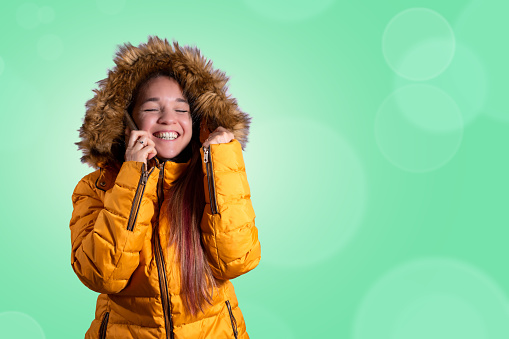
(155, 231), (174, 339)
(98, 311), (109, 339)
(203, 146), (219, 215)
(127, 164), (153, 231)
(153, 162), (175, 339)
(225, 300), (238, 339)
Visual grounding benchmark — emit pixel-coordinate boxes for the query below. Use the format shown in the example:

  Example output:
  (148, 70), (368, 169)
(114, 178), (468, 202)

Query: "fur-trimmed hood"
(77, 36), (250, 169)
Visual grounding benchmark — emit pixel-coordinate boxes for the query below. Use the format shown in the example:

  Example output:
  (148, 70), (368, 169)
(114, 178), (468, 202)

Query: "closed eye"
(176, 110), (188, 113)
(143, 109), (158, 112)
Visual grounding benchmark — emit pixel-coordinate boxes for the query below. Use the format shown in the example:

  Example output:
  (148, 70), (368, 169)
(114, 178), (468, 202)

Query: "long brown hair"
(166, 135), (216, 315)
(129, 72), (216, 315)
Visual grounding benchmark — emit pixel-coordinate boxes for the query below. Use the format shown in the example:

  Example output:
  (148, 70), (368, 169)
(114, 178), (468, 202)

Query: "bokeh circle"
(38, 6), (55, 24)
(245, 117), (366, 267)
(375, 84), (463, 172)
(383, 8), (455, 81)
(455, 0), (509, 122)
(0, 311), (45, 339)
(16, 3), (40, 29)
(394, 42), (487, 127)
(353, 258), (509, 339)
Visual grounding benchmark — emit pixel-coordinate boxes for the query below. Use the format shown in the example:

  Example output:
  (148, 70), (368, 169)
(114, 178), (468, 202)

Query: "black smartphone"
(125, 112), (139, 131)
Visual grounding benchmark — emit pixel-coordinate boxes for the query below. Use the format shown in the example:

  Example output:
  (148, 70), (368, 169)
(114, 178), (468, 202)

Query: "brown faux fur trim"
(77, 36), (250, 169)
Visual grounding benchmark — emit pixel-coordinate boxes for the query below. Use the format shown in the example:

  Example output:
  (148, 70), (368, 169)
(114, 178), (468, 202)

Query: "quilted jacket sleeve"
(200, 139), (261, 280)
(70, 162), (158, 294)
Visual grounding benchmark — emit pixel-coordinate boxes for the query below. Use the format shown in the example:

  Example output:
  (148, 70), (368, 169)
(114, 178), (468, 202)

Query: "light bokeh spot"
(96, 0), (127, 15)
(455, 0), (509, 122)
(383, 8), (455, 81)
(354, 258), (509, 339)
(0, 312), (45, 339)
(16, 3), (40, 29)
(246, 117), (366, 267)
(395, 42), (487, 127)
(394, 84), (462, 133)
(392, 294), (485, 339)
(37, 34), (64, 61)
(38, 6), (55, 24)
(243, 0), (334, 22)
(375, 84), (463, 172)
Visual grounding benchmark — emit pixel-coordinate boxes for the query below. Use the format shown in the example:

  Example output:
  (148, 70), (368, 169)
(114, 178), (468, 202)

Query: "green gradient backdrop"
(1, 0), (508, 338)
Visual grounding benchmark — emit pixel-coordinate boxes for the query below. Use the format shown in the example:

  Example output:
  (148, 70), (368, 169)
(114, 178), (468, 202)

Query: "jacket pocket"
(225, 300), (238, 339)
(204, 146), (219, 215)
(99, 311), (109, 339)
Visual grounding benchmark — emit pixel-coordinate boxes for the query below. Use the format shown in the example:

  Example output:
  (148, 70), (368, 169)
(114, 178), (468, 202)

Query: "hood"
(77, 36), (250, 169)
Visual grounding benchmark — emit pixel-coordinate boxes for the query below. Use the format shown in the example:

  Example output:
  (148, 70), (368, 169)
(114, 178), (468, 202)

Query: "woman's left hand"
(203, 126), (234, 148)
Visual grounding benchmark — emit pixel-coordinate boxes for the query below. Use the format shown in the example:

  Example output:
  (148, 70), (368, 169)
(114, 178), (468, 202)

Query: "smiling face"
(131, 76), (193, 161)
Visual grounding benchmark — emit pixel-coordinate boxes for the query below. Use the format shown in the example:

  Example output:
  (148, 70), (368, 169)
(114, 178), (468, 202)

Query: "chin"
(155, 139), (192, 161)
(157, 148), (183, 160)
(159, 152), (178, 160)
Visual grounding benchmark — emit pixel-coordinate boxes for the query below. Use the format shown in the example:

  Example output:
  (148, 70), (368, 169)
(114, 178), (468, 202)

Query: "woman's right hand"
(125, 130), (157, 166)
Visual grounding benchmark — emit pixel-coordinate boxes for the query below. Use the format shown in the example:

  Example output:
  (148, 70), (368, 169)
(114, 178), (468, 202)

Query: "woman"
(70, 36), (260, 338)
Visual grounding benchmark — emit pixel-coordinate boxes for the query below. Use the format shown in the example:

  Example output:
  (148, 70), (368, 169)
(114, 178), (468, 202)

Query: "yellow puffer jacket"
(70, 37), (260, 338)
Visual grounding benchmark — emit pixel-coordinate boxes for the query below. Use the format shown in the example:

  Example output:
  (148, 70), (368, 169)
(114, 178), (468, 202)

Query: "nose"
(157, 108), (177, 125)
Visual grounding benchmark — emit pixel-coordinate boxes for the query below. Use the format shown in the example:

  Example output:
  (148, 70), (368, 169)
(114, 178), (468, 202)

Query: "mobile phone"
(125, 112), (139, 131)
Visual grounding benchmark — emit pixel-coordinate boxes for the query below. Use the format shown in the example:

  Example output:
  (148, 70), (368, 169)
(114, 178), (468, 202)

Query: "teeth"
(154, 131), (178, 140)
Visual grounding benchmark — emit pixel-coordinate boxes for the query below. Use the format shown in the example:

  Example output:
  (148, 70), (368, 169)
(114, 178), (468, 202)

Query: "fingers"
(125, 130), (157, 164)
(203, 126), (234, 148)
(126, 144), (157, 164)
(127, 130), (150, 149)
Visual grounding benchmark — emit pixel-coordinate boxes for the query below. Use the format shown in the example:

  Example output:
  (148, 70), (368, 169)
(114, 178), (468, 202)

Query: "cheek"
(135, 114), (155, 131)
(182, 116), (193, 136)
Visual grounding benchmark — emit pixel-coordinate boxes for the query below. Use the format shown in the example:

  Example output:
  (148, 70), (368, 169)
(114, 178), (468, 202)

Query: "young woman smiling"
(70, 37), (260, 339)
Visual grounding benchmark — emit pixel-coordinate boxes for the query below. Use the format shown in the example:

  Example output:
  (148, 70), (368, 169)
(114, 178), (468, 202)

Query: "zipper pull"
(203, 147), (209, 163)
(141, 171), (149, 184)
(141, 163), (149, 185)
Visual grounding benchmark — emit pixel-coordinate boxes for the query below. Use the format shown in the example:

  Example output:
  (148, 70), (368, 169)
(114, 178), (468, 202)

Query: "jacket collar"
(94, 159), (189, 193)
(157, 160), (189, 191)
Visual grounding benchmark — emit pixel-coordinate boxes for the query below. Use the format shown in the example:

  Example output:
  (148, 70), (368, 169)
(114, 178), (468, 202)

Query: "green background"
(1, 0), (508, 338)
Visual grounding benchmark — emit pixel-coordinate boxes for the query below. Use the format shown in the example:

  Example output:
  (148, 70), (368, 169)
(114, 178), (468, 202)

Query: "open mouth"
(153, 131), (179, 141)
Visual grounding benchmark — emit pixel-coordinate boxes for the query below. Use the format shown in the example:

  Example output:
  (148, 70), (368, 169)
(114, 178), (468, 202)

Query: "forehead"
(138, 75), (186, 99)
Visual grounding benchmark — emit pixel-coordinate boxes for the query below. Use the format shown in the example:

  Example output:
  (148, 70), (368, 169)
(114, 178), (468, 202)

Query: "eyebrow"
(141, 97), (188, 104)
